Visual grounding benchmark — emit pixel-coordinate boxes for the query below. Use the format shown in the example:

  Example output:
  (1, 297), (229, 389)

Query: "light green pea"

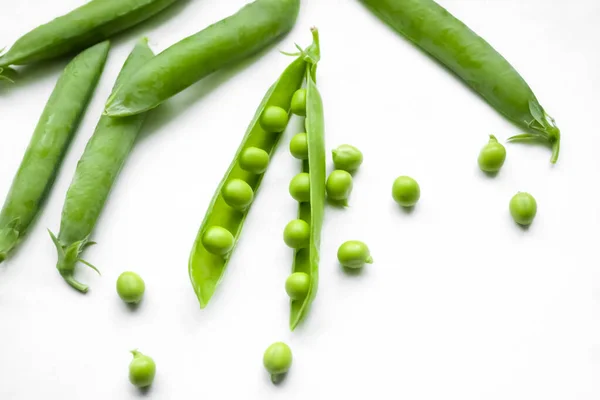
(116, 271), (145, 304)
(128, 350), (156, 388)
(263, 342), (293, 384)
(221, 179), (254, 211)
(289, 132), (308, 160)
(283, 219), (310, 249)
(509, 192), (537, 226)
(239, 147), (269, 174)
(289, 172), (310, 203)
(260, 106), (289, 133)
(332, 144), (363, 172)
(326, 170), (353, 204)
(202, 226), (235, 255)
(392, 176), (420, 207)
(478, 135), (506, 172)
(290, 88), (307, 116)
(337, 240), (373, 269)
(285, 272), (310, 300)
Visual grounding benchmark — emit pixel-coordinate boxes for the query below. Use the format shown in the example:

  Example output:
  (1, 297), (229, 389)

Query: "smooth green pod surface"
(49, 39), (154, 292)
(188, 33), (318, 309)
(0, 0), (177, 69)
(0, 42), (109, 263)
(105, 0), (301, 117)
(359, 0), (561, 163)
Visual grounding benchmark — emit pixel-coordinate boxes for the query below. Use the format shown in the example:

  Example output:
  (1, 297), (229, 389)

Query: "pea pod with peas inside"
(48, 38), (154, 293)
(187, 30), (320, 309)
(359, 0), (561, 163)
(105, 0), (301, 117)
(0, 42), (109, 263)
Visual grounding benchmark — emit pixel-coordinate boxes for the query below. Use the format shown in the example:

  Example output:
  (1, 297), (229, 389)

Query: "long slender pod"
(0, 0), (177, 70)
(105, 0), (301, 117)
(188, 32), (320, 309)
(359, 0), (561, 163)
(49, 39), (155, 293)
(0, 42), (110, 263)
(289, 28), (326, 330)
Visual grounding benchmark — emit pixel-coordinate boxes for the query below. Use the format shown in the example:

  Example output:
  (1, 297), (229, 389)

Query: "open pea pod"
(188, 31), (320, 309)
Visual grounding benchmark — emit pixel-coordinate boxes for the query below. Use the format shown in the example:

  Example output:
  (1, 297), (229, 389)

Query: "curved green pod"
(289, 29), (326, 330)
(188, 31), (319, 309)
(0, 0), (177, 69)
(49, 39), (155, 293)
(0, 41), (109, 263)
(359, 0), (561, 163)
(105, 0), (301, 117)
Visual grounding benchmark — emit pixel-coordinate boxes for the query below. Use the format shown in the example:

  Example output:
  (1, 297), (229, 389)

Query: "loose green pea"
(285, 272), (310, 300)
(202, 226), (235, 255)
(332, 144), (363, 172)
(326, 170), (353, 203)
(239, 147), (269, 174)
(289, 172), (310, 203)
(263, 342), (293, 383)
(509, 192), (537, 226)
(392, 176), (420, 207)
(221, 179), (254, 211)
(128, 350), (156, 388)
(289, 132), (308, 160)
(478, 135), (506, 172)
(290, 88), (307, 116)
(337, 240), (373, 269)
(260, 106), (289, 133)
(283, 219), (310, 249)
(116, 271), (145, 304)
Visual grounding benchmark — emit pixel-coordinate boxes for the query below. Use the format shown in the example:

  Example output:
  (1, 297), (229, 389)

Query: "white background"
(1, 0), (599, 398)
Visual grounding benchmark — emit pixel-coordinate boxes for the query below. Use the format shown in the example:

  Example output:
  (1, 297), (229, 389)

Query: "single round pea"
(260, 106), (289, 133)
(239, 147), (269, 174)
(290, 88), (307, 116)
(326, 170), (353, 203)
(221, 179), (254, 211)
(283, 219), (310, 249)
(478, 135), (506, 172)
(337, 241), (373, 269)
(263, 342), (292, 383)
(116, 271), (145, 304)
(128, 350), (156, 388)
(285, 272), (310, 300)
(392, 176), (420, 207)
(509, 192), (537, 225)
(332, 144), (363, 173)
(289, 132), (308, 160)
(202, 226), (235, 255)
(289, 172), (310, 203)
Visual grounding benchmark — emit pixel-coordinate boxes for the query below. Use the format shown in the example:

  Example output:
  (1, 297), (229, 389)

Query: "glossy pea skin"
(332, 144), (363, 173)
(478, 135), (506, 172)
(283, 219), (310, 249)
(260, 106), (289, 133)
(289, 172), (310, 203)
(326, 170), (353, 202)
(221, 179), (254, 211)
(239, 147), (269, 174)
(129, 350), (156, 388)
(116, 271), (146, 304)
(337, 241), (373, 269)
(285, 272), (310, 300)
(290, 88), (307, 116)
(202, 226), (235, 255)
(289, 132), (308, 159)
(509, 192), (537, 225)
(263, 342), (292, 383)
(392, 176), (420, 207)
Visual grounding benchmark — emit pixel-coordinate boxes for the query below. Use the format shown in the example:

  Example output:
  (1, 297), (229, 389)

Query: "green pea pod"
(0, 41), (109, 263)
(105, 0), (301, 117)
(290, 29), (326, 330)
(359, 0), (561, 163)
(187, 31), (320, 309)
(0, 0), (177, 70)
(48, 39), (155, 293)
